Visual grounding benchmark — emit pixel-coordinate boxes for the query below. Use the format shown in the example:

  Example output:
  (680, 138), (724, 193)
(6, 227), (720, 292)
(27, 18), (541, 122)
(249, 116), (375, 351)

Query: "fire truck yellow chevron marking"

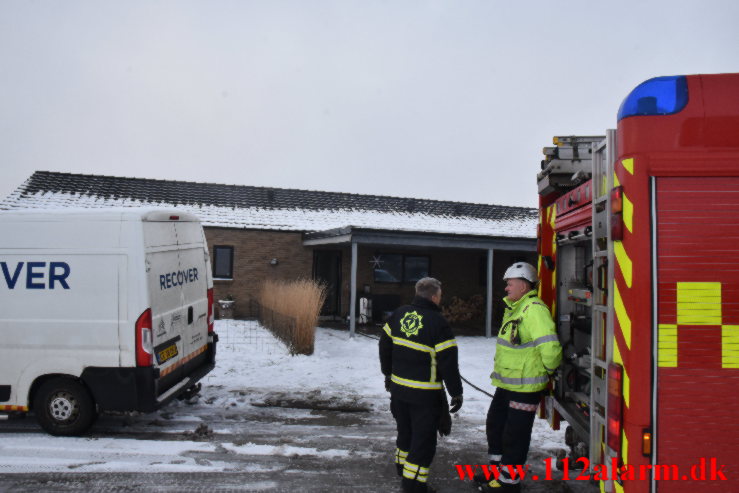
(658, 324), (678, 367)
(677, 282), (721, 325)
(550, 205), (557, 295)
(622, 193), (633, 233)
(622, 158), (634, 174)
(613, 282), (632, 350)
(613, 338), (623, 365)
(622, 431), (629, 468)
(614, 241), (632, 288)
(722, 325), (739, 368)
(622, 368), (630, 411)
(549, 204), (556, 228)
(613, 342), (630, 409)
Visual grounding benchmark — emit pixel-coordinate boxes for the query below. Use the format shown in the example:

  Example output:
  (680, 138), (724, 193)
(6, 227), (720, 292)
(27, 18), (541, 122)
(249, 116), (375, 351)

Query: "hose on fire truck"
(356, 330), (495, 399)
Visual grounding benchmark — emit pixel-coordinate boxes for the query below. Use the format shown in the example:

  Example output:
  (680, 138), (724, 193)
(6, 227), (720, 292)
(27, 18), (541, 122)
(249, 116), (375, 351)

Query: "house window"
(374, 254), (403, 283)
(213, 245), (234, 279)
(404, 256), (430, 283)
(373, 254), (430, 283)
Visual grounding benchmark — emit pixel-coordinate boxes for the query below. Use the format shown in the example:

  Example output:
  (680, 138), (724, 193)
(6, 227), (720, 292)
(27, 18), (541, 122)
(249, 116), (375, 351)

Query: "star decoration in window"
(370, 255), (384, 269)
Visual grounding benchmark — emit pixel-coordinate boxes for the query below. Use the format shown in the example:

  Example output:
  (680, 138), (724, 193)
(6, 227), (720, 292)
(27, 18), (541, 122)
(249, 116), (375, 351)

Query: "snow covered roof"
(2, 171), (537, 238)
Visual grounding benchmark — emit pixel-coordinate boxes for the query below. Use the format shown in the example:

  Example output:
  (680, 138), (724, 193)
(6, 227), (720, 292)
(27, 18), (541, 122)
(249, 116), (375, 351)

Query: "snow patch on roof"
(1, 190), (536, 238)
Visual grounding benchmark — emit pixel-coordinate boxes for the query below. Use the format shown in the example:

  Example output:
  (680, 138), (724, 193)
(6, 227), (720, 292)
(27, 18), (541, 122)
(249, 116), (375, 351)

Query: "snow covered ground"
(0, 320), (592, 492)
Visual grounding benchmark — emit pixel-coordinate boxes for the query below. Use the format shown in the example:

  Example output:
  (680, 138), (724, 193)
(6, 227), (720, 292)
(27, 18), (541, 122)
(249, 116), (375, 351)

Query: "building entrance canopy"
(304, 227), (535, 337)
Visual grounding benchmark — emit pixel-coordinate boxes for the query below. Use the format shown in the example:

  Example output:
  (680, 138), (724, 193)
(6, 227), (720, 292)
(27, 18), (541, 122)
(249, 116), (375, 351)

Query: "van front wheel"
(34, 378), (97, 436)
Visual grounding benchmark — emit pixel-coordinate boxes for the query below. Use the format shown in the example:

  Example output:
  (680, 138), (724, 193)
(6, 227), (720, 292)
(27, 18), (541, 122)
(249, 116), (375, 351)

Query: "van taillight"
(135, 308), (153, 367)
(207, 288), (214, 333)
(607, 362), (623, 455)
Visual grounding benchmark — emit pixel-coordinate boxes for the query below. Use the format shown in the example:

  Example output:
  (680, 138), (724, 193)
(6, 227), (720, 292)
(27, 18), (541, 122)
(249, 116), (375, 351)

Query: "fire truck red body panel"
(538, 73), (739, 492)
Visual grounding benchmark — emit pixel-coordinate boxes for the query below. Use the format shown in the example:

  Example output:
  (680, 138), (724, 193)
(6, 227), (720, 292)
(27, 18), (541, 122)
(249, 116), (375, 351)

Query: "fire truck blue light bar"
(617, 75), (688, 121)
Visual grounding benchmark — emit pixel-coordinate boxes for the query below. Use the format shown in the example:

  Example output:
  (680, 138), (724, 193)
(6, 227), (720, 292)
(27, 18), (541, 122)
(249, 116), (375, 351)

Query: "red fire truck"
(537, 73), (739, 492)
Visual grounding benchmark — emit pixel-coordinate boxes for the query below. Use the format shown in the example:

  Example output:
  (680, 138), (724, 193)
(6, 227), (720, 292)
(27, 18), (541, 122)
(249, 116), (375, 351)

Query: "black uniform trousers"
(391, 395), (441, 491)
(486, 388), (541, 482)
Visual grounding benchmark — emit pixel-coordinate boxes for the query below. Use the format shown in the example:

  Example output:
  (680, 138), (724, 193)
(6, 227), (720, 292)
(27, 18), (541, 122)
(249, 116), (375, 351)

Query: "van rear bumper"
(81, 334), (218, 413)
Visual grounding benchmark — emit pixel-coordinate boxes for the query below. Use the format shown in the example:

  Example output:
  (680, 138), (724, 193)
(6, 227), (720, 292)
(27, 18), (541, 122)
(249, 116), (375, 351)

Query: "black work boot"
(473, 462), (501, 484)
(415, 484), (437, 493)
(402, 477), (437, 493)
(401, 477), (415, 493)
(478, 479), (521, 492)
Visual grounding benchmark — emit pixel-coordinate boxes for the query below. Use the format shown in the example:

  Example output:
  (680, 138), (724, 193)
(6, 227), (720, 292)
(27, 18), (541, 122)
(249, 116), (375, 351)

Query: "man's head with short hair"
(416, 277), (442, 305)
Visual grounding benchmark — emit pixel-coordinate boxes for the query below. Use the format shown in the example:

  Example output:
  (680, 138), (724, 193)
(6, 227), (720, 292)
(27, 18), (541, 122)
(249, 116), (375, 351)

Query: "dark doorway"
(313, 250), (342, 316)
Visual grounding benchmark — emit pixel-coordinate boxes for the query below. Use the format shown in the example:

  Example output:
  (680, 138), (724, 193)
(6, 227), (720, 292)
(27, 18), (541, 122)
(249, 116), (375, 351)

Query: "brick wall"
(204, 227), (313, 319)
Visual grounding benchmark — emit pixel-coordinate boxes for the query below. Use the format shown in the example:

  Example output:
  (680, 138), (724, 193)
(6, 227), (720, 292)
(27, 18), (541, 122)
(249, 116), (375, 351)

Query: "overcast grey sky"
(1, 1), (738, 208)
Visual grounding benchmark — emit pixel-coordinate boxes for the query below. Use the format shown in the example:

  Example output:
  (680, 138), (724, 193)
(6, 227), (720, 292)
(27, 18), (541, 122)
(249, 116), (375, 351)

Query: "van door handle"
(188, 306), (194, 325)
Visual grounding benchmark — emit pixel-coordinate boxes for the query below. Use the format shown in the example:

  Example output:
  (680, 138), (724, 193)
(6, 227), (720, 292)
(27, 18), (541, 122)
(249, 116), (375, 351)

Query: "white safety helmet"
(503, 262), (538, 285)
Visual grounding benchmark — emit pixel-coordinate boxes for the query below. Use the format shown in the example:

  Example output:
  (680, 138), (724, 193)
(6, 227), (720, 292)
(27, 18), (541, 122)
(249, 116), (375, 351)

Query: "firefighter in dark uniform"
(379, 277), (463, 493)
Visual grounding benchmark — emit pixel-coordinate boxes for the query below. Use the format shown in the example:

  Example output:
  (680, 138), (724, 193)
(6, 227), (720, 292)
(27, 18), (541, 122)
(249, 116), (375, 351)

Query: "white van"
(0, 208), (217, 435)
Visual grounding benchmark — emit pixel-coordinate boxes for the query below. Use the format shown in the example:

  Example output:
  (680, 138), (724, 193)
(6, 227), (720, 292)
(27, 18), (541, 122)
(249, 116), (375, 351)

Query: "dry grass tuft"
(257, 278), (326, 355)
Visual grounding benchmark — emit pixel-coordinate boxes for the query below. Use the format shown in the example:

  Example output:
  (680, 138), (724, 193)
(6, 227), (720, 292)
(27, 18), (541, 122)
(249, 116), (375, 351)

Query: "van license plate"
(157, 344), (179, 364)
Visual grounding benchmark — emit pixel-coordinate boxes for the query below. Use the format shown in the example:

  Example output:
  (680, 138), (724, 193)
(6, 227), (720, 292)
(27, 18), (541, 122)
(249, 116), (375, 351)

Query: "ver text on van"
(1, 261), (71, 290)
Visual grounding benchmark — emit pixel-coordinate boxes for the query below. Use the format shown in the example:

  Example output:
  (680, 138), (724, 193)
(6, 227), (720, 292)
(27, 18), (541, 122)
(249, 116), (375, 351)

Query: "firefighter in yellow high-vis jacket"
(477, 262), (562, 493)
(380, 277), (463, 493)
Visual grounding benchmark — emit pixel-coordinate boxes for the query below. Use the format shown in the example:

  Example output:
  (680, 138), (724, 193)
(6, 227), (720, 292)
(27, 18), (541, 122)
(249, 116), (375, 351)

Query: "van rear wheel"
(34, 378), (97, 436)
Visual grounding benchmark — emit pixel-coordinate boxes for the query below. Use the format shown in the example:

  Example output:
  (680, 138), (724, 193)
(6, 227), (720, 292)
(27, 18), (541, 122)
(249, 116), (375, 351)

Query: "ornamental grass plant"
(257, 278), (326, 355)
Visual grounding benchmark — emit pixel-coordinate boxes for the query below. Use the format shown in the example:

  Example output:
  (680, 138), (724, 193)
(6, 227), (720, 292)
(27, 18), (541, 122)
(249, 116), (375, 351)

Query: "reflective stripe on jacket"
(379, 296), (463, 405)
(491, 290), (562, 392)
